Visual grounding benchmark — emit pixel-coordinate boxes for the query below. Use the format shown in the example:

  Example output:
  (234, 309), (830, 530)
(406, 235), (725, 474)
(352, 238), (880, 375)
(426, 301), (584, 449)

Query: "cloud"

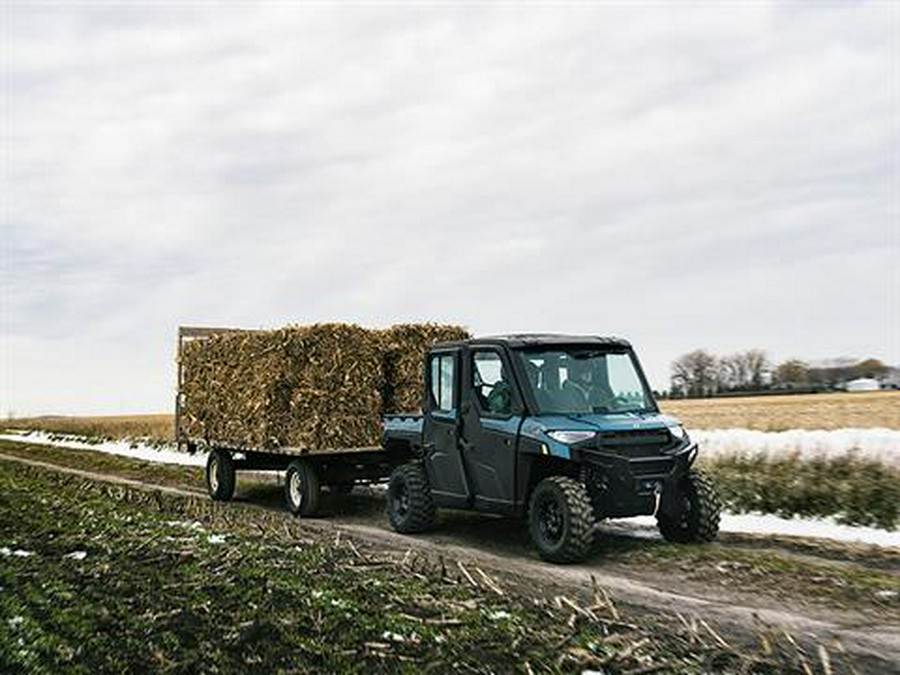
(2, 2), (896, 414)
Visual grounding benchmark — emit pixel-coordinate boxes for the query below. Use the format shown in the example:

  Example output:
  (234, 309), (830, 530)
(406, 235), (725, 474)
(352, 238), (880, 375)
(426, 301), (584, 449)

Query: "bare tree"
(718, 354), (749, 390)
(774, 359), (810, 387)
(743, 349), (769, 389)
(671, 350), (719, 397)
(854, 358), (888, 379)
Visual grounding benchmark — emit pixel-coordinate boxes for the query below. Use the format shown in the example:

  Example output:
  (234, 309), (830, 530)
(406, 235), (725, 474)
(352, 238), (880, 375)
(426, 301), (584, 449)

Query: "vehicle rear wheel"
(285, 460), (321, 517)
(528, 476), (593, 563)
(387, 463), (435, 534)
(657, 470), (721, 543)
(206, 449), (235, 502)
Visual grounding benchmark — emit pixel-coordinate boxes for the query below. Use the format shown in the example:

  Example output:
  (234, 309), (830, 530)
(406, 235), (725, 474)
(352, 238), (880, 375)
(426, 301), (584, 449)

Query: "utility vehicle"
(382, 334), (721, 562)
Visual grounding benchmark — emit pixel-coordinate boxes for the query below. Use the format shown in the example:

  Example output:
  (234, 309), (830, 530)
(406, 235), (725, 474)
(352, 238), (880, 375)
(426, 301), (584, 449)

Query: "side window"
(472, 350), (511, 415)
(429, 353), (456, 412)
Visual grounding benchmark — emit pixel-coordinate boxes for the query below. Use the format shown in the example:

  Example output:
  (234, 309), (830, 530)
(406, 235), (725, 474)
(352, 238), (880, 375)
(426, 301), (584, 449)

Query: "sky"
(2, 2), (898, 416)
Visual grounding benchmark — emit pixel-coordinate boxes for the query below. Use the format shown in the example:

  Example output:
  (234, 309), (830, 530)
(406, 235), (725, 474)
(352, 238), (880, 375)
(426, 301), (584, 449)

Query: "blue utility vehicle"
(382, 334), (720, 562)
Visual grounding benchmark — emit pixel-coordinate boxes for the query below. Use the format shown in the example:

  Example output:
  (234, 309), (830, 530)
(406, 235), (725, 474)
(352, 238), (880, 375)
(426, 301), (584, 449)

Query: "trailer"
(175, 326), (411, 516)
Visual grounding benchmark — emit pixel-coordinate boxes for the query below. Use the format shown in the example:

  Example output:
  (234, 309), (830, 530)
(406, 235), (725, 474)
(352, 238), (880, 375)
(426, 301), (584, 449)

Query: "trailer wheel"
(387, 463), (435, 534)
(528, 476), (593, 563)
(657, 470), (721, 543)
(206, 449), (235, 502)
(285, 460), (321, 517)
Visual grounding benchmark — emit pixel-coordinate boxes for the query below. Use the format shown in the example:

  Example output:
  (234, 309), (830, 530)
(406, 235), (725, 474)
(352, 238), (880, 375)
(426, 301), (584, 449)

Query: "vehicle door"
(460, 347), (521, 512)
(422, 349), (470, 507)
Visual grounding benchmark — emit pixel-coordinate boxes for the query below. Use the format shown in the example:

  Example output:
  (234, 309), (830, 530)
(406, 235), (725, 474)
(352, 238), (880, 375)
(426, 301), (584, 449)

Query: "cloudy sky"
(2, 2), (897, 416)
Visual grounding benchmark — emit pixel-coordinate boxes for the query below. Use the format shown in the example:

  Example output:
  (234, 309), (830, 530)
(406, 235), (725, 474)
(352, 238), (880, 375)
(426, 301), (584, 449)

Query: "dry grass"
(5, 391), (898, 444)
(661, 391), (900, 431)
(6, 414), (174, 443)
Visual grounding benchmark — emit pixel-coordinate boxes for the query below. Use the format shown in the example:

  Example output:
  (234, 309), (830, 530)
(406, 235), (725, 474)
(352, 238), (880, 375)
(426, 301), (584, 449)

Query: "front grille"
(595, 428), (673, 457)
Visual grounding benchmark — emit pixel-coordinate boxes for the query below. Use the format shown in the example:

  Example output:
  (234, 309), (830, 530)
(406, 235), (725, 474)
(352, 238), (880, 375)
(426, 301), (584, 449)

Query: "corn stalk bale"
(179, 322), (470, 450)
(380, 323), (471, 414)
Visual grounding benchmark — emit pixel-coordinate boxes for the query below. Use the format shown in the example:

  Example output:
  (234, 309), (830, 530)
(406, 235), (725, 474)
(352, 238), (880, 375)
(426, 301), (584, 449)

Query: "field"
(2, 452), (895, 673)
(6, 392), (900, 531)
(8, 392), (899, 445)
(661, 391), (900, 431)
(7, 414), (174, 444)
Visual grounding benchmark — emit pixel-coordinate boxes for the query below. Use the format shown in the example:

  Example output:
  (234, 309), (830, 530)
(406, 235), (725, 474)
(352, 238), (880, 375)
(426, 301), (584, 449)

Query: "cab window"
(429, 353), (456, 412)
(472, 350), (512, 415)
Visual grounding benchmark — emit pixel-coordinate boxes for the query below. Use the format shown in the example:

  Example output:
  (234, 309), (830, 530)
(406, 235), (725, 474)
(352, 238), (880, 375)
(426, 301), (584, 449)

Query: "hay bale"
(381, 323), (471, 413)
(179, 322), (470, 450)
(180, 324), (384, 450)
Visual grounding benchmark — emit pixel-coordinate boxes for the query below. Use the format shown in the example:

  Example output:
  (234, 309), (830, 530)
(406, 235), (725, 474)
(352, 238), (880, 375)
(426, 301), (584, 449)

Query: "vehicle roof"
(432, 333), (632, 350)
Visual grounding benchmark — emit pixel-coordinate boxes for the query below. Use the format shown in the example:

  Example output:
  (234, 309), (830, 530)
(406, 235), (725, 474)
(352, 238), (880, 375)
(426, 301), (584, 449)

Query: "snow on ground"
(1, 429), (898, 547)
(0, 431), (205, 467)
(692, 427), (900, 467)
(619, 514), (900, 548)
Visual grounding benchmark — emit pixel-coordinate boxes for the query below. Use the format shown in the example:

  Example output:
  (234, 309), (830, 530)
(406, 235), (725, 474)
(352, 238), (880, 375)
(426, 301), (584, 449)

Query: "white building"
(845, 377), (881, 392)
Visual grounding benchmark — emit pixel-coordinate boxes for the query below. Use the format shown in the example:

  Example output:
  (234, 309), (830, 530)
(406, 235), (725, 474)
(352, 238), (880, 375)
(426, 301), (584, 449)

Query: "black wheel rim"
(537, 493), (564, 545)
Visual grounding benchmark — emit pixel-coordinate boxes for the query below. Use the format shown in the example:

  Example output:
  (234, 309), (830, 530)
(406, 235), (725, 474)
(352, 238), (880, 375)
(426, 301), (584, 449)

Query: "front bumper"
(578, 441), (698, 518)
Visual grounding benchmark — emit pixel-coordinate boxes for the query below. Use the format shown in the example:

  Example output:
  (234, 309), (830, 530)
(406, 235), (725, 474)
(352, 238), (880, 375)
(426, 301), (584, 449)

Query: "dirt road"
(2, 448), (898, 672)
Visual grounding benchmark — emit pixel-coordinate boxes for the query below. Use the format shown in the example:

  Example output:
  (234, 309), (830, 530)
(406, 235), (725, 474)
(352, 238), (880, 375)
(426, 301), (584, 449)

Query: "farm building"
(845, 377), (881, 392)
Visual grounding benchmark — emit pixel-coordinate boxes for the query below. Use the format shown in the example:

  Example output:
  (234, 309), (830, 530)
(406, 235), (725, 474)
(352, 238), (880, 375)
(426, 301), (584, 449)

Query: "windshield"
(515, 348), (654, 415)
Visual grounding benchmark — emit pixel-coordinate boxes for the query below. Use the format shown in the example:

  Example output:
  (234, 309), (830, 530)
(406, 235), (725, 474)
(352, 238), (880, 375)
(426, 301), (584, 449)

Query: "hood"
(523, 410), (681, 436)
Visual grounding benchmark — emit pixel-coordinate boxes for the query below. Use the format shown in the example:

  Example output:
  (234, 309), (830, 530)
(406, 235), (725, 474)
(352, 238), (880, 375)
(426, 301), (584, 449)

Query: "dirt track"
(2, 450), (898, 672)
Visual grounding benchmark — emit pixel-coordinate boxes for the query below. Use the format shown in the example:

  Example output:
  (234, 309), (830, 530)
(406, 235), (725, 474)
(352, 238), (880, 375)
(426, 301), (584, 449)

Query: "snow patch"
(1, 547), (34, 558)
(64, 551), (88, 561)
(693, 428), (900, 466)
(0, 431), (205, 467)
(619, 512), (900, 548)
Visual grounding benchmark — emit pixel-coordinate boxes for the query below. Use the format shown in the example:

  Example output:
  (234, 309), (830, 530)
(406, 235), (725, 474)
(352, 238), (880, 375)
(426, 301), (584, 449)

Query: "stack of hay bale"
(179, 322), (470, 451)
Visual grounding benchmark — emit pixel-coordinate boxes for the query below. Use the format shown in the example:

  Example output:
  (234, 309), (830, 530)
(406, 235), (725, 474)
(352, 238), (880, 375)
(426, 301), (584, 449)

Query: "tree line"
(668, 349), (891, 398)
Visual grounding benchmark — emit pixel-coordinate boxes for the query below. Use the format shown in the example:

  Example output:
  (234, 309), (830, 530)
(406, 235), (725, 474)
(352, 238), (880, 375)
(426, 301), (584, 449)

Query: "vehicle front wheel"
(657, 470), (721, 543)
(206, 449), (235, 502)
(387, 464), (435, 534)
(285, 460), (321, 517)
(528, 476), (593, 563)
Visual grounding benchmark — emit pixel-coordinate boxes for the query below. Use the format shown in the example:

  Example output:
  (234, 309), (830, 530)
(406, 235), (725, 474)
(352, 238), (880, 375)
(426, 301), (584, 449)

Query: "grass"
(700, 454), (900, 530)
(661, 391), (900, 431)
(0, 460), (844, 674)
(0, 439), (203, 492)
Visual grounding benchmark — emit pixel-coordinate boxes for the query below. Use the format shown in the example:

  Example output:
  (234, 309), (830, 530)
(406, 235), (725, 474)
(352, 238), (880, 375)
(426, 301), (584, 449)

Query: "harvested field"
(178, 322), (469, 451)
(7, 414), (173, 444)
(661, 391), (900, 431)
(11, 391), (896, 447)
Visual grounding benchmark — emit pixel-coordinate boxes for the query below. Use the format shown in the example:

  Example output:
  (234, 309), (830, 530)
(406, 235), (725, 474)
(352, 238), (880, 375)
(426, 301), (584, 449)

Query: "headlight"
(668, 425), (687, 440)
(547, 430), (596, 444)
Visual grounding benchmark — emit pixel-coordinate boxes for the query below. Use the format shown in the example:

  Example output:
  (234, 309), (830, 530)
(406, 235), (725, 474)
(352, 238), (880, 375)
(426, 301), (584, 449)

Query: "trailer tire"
(206, 449), (235, 502)
(528, 476), (593, 563)
(285, 460), (321, 517)
(387, 463), (435, 534)
(657, 470), (721, 543)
